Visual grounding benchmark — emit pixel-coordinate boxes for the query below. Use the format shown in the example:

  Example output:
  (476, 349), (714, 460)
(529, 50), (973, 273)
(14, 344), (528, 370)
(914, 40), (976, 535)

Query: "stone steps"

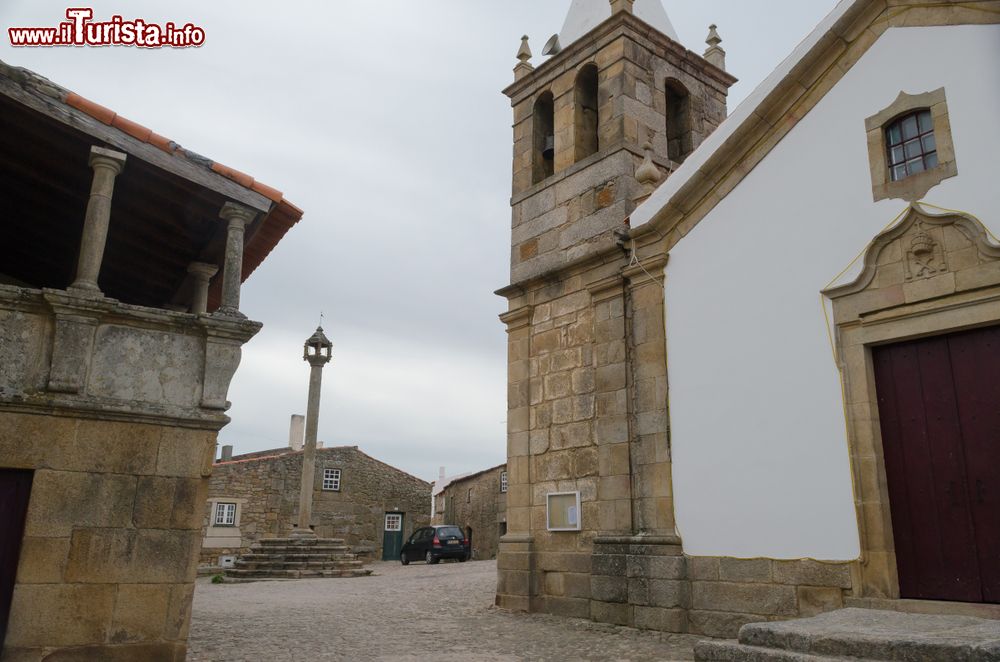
(694, 608), (1000, 662)
(224, 537), (372, 581)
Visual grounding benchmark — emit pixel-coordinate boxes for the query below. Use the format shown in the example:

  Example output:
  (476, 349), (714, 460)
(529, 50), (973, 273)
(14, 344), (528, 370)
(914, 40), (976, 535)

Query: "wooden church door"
(873, 325), (1000, 604)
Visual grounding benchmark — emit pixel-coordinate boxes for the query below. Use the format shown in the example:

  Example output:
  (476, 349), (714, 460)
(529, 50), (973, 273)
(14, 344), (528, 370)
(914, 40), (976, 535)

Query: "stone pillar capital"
(219, 201), (257, 227)
(88, 145), (127, 174)
(187, 262), (219, 281)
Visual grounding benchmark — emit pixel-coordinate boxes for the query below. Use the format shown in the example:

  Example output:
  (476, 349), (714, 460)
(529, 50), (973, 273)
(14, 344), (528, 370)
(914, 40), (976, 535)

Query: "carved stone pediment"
(824, 203), (1000, 318)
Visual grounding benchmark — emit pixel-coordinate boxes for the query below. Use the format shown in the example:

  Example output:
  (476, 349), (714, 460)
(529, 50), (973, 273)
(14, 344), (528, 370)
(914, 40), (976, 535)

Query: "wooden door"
(873, 325), (1000, 603)
(0, 469), (33, 647)
(382, 513), (404, 561)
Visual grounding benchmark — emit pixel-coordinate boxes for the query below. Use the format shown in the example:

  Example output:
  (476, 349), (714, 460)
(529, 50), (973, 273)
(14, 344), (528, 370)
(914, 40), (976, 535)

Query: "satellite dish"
(542, 34), (562, 56)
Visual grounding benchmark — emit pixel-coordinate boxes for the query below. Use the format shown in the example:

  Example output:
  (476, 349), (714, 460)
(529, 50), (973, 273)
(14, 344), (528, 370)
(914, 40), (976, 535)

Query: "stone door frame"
(824, 203), (1000, 601)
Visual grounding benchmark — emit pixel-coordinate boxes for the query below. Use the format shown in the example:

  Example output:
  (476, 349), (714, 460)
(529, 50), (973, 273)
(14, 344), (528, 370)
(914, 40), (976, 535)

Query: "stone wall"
(201, 446), (430, 564)
(589, 542), (855, 637)
(437, 465), (507, 560)
(0, 286), (256, 660)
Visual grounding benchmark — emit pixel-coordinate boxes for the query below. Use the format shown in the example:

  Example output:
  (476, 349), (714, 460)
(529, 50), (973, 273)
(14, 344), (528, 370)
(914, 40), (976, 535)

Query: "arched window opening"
(885, 109), (936, 182)
(532, 92), (555, 184)
(665, 79), (693, 163)
(575, 64), (599, 162)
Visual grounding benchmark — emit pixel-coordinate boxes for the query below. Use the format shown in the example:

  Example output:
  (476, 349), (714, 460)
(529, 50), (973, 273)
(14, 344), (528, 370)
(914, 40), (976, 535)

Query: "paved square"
(188, 560), (701, 661)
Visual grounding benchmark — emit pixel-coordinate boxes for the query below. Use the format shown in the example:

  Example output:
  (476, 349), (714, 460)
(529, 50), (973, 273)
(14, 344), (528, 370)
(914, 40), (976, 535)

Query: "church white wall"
(665, 25), (1000, 560)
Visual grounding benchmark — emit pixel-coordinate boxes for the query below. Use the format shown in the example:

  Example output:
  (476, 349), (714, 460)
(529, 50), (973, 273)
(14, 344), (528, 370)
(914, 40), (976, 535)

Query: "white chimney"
(289, 414), (305, 451)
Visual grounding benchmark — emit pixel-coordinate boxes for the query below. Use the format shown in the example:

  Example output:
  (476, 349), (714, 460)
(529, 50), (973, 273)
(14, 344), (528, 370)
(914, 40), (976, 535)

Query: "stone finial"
(610, 0), (635, 15)
(514, 35), (534, 81)
(635, 141), (663, 199)
(704, 24), (727, 71)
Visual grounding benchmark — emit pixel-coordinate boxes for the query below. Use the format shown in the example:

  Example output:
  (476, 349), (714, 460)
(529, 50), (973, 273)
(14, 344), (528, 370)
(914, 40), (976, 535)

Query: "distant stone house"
(432, 464), (507, 560)
(0, 62), (300, 659)
(202, 445), (431, 565)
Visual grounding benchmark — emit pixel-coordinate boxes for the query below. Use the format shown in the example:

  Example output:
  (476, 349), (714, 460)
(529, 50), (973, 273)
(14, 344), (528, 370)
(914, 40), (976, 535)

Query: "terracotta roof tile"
(250, 180), (283, 203)
(111, 115), (152, 143)
(147, 131), (176, 154)
(65, 92), (116, 125)
(210, 162), (254, 189)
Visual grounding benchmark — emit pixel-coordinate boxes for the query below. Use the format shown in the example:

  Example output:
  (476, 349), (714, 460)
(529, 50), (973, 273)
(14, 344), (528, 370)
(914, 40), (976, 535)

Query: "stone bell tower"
(496, 0), (736, 629)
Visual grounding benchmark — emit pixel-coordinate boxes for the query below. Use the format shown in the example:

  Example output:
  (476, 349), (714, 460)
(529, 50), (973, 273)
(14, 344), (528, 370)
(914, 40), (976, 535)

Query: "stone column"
(293, 329), (332, 538)
(216, 202), (257, 318)
(187, 262), (218, 314)
(68, 146), (127, 296)
(622, 256), (672, 536)
(496, 305), (535, 611)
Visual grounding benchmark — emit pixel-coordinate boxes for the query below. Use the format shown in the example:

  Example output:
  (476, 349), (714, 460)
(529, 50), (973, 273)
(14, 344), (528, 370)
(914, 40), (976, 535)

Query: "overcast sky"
(1, 1), (837, 482)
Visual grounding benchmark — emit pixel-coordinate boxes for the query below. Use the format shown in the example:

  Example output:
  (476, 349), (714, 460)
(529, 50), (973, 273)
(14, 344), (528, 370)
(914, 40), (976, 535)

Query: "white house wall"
(665, 25), (1000, 559)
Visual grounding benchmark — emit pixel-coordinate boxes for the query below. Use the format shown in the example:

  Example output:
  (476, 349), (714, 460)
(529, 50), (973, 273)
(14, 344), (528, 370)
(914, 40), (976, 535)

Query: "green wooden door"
(382, 512), (404, 561)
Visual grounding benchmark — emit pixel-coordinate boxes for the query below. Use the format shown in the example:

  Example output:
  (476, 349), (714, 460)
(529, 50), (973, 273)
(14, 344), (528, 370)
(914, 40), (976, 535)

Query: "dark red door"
(0, 469), (33, 646)
(873, 325), (1000, 604)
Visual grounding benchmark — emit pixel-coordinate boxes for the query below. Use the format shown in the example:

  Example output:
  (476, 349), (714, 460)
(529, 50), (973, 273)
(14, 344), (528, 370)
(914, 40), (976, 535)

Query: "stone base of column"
(67, 281), (103, 298)
(590, 534), (689, 633)
(213, 306), (247, 320)
(289, 526), (317, 539)
(495, 533), (535, 612)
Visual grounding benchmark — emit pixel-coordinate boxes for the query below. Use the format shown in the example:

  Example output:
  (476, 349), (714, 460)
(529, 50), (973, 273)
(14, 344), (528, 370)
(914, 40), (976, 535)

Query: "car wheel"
(425, 551), (437, 565)
(400, 552), (409, 566)
(459, 554), (467, 562)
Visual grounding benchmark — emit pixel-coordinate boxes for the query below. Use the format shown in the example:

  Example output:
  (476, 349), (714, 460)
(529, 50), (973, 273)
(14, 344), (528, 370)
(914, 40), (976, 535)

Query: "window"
(546, 492), (582, 532)
(384, 513), (402, 532)
(500, 471), (508, 493)
(574, 64), (599, 162)
(665, 79), (693, 163)
(886, 110), (937, 182)
(467, 488), (472, 503)
(865, 88), (956, 202)
(214, 502), (236, 526)
(322, 468), (341, 491)
(532, 91), (555, 184)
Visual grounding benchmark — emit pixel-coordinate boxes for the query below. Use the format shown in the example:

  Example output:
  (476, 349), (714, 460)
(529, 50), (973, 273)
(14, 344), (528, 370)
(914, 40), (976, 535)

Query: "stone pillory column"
(216, 202), (257, 318)
(68, 146), (127, 296)
(292, 325), (333, 538)
(187, 262), (219, 314)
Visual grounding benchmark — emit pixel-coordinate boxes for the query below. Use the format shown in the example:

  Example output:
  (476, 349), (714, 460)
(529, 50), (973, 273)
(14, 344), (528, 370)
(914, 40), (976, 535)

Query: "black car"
(400, 525), (469, 565)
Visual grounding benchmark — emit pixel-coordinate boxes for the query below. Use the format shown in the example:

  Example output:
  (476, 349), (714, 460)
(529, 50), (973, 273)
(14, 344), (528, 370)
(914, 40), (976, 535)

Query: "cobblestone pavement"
(188, 560), (702, 661)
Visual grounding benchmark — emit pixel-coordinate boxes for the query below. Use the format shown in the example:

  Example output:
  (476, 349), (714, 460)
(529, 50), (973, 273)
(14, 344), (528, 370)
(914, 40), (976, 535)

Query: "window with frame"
(865, 88), (956, 203)
(384, 513), (402, 532)
(500, 471), (508, 493)
(322, 468), (341, 491)
(214, 502), (236, 526)
(467, 488), (472, 503)
(886, 110), (937, 182)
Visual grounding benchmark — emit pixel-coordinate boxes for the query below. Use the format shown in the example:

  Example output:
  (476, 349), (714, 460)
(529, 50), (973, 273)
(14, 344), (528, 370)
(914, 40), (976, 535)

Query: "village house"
(202, 426), (431, 566)
(432, 464), (508, 560)
(0, 61), (300, 658)
(496, 0), (1000, 640)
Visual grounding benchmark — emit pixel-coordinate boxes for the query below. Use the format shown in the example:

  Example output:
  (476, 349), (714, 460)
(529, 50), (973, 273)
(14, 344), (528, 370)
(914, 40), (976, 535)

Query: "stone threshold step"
(707, 608), (1000, 662)
(694, 640), (848, 662)
(845, 597), (1000, 622)
(256, 538), (345, 547)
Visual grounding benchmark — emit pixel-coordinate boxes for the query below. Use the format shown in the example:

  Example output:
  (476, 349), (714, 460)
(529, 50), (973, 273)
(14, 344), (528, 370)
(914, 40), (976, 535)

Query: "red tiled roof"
(63, 89), (302, 284)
